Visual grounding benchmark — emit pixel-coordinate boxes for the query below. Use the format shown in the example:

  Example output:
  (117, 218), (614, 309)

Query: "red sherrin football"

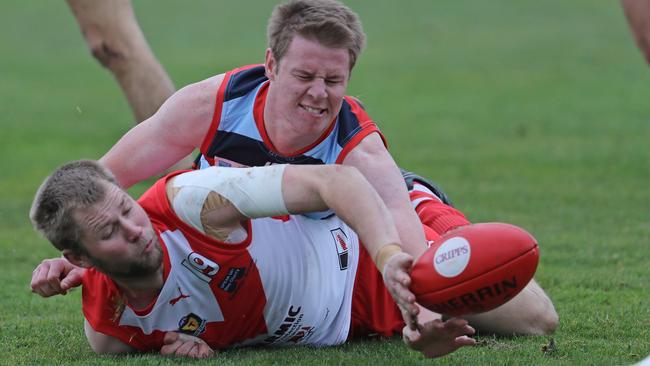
(410, 222), (539, 316)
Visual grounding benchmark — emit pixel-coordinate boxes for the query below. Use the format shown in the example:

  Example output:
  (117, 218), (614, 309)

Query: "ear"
(265, 48), (277, 81)
(63, 249), (92, 269)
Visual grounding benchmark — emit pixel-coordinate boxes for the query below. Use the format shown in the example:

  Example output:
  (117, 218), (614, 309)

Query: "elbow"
(326, 165), (365, 186)
(84, 320), (135, 355)
(87, 339), (133, 355)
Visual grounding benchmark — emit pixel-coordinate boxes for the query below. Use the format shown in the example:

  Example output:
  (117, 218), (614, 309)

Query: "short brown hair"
(30, 160), (117, 254)
(267, 0), (366, 69)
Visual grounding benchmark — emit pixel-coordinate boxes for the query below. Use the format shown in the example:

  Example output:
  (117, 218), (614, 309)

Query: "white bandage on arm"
(170, 165), (289, 232)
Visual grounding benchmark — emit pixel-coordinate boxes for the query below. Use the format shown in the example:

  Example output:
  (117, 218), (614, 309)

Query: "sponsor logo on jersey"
(330, 228), (349, 270)
(264, 306), (315, 344)
(169, 286), (191, 306)
(433, 237), (471, 278)
(219, 259), (254, 299)
(182, 252), (220, 283)
(178, 313), (207, 336)
(219, 267), (246, 293)
(213, 156), (247, 168)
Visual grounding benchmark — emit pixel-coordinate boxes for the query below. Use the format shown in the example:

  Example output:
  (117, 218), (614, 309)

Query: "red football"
(410, 222), (539, 316)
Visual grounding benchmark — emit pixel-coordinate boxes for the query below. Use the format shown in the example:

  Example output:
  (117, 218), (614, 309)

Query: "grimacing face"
(72, 182), (162, 279)
(265, 34), (351, 139)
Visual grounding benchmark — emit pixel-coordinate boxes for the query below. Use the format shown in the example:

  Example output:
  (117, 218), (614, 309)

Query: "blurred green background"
(1, 1), (648, 365)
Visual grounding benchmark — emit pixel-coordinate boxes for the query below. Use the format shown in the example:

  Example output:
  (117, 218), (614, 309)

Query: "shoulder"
(175, 74), (226, 107)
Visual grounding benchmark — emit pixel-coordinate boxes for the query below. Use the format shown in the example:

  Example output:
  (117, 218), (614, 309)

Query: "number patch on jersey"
(182, 252), (220, 283)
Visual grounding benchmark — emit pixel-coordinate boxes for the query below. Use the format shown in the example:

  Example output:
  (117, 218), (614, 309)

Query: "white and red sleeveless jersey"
(82, 173), (360, 351)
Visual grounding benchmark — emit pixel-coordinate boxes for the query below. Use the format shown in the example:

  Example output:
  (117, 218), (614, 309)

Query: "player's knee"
(536, 307), (559, 335)
(89, 40), (127, 69)
(80, 27), (129, 69)
(519, 305), (558, 336)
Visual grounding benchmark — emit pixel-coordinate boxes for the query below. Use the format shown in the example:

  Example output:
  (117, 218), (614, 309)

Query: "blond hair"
(267, 0), (366, 69)
(30, 160), (117, 254)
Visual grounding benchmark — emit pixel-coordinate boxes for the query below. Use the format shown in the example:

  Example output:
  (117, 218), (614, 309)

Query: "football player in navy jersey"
(33, 0), (556, 338)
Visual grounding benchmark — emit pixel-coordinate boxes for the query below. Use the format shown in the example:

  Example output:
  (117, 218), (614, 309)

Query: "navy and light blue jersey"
(196, 64), (384, 169)
(195, 64), (385, 219)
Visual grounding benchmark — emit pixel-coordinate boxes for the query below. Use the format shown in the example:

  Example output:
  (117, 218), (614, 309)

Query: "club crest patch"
(178, 313), (206, 336)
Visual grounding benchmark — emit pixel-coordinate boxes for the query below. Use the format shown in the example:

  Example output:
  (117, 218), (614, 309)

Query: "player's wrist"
(374, 243), (403, 274)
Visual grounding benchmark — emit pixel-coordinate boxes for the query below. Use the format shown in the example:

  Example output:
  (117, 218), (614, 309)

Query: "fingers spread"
(454, 335), (477, 346)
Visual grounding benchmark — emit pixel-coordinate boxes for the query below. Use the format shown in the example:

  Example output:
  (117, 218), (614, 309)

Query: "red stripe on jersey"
(335, 96), (386, 164)
(200, 64), (261, 159)
(82, 269), (166, 351)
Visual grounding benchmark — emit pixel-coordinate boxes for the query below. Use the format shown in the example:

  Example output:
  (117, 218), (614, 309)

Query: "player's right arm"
(84, 318), (214, 358)
(100, 74), (224, 188)
(30, 75), (224, 296)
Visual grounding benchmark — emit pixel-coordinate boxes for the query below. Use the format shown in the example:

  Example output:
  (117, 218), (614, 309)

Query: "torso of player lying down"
(82, 196), (361, 352)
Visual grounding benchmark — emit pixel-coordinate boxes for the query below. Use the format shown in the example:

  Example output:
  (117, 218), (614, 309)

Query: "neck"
(265, 118), (323, 154)
(112, 265), (164, 310)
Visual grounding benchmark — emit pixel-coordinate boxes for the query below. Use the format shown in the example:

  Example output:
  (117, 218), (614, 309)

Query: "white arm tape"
(171, 165), (289, 224)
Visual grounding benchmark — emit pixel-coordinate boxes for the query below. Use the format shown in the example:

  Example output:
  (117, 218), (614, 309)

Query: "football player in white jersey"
(30, 161), (476, 359)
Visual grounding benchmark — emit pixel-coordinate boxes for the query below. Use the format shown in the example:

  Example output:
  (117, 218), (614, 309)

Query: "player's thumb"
(60, 273), (82, 291)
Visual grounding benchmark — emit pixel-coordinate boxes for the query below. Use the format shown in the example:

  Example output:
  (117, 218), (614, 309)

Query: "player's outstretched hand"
(161, 332), (215, 359)
(382, 252), (419, 330)
(403, 317), (476, 358)
(31, 258), (85, 297)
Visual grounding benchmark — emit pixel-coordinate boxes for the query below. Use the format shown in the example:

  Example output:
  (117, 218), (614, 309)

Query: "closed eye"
(101, 224), (116, 240)
(295, 74), (312, 81)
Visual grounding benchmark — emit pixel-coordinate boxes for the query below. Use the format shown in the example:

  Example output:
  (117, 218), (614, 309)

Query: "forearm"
(318, 166), (403, 266)
(342, 134), (428, 258)
(378, 177), (429, 259)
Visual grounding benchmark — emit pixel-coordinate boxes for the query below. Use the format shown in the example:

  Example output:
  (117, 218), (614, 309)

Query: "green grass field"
(1, 1), (648, 365)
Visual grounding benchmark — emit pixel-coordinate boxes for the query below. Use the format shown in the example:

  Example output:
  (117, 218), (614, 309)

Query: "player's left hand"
(161, 332), (215, 359)
(403, 317), (476, 358)
(382, 252), (419, 330)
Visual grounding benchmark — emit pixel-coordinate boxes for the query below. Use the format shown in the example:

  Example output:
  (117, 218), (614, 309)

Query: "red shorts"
(349, 243), (403, 339)
(349, 225), (441, 339)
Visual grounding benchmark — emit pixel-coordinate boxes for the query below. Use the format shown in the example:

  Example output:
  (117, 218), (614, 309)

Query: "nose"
(306, 78), (327, 100)
(121, 218), (143, 243)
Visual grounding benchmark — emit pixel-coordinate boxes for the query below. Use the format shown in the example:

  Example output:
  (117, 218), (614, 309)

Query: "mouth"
(142, 237), (153, 254)
(300, 104), (327, 117)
